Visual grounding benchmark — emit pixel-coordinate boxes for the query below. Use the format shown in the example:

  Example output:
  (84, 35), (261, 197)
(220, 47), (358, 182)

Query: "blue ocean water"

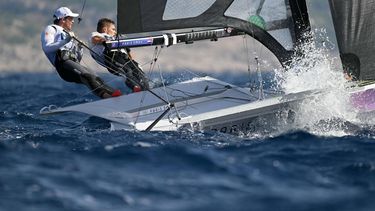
(1, 72), (375, 211)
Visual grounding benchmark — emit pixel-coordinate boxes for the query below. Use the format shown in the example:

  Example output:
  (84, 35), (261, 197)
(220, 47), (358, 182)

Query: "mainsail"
(329, 0), (375, 80)
(115, 0), (310, 66)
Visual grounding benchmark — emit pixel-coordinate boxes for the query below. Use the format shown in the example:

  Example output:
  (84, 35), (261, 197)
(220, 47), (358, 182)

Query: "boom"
(105, 28), (244, 50)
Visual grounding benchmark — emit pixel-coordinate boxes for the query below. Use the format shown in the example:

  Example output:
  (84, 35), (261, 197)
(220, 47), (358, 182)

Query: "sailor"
(41, 7), (121, 98)
(341, 53), (360, 81)
(89, 18), (149, 92)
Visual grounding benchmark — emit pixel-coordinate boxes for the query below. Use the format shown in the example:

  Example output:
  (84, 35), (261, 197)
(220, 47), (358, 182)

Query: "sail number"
(210, 121), (257, 134)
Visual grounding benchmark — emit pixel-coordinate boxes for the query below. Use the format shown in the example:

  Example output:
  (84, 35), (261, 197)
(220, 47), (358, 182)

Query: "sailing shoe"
(133, 86), (142, 93)
(111, 89), (122, 97)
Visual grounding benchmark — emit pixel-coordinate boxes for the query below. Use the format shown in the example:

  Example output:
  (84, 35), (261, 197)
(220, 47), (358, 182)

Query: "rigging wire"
(252, 0), (266, 100)
(65, 37), (176, 131)
(133, 57), (255, 106)
(133, 45), (167, 124)
(77, 0), (87, 24)
(61, 0), (157, 100)
(243, 0), (266, 97)
(156, 62), (260, 102)
(243, 34), (253, 95)
(55, 0), (137, 104)
(62, 32), (169, 106)
(157, 64), (182, 122)
(255, 57), (264, 100)
(148, 46), (164, 76)
(243, 1), (253, 92)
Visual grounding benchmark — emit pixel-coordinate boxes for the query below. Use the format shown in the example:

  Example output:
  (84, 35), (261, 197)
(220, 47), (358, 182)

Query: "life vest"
(51, 25), (83, 63)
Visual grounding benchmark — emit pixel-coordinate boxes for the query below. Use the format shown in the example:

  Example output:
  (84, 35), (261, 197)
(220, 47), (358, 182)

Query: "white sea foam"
(275, 30), (362, 136)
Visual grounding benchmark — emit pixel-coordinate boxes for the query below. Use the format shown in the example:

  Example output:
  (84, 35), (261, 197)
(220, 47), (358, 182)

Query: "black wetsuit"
(104, 49), (149, 91)
(55, 49), (116, 98)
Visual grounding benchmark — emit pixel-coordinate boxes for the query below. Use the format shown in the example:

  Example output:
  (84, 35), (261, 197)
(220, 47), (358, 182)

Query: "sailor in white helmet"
(41, 7), (121, 98)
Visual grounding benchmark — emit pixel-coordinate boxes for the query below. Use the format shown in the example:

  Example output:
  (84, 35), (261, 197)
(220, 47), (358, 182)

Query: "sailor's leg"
(120, 60), (149, 91)
(123, 70), (138, 90)
(104, 51), (149, 90)
(55, 59), (83, 83)
(104, 51), (125, 76)
(130, 61), (149, 90)
(79, 72), (116, 98)
(58, 60), (116, 98)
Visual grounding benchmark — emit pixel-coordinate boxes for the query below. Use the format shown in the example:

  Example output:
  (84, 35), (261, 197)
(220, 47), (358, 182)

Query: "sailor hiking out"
(41, 7), (121, 98)
(89, 18), (149, 93)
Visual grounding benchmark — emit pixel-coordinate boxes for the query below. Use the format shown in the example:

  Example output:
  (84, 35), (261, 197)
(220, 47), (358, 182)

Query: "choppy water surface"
(1, 72), (375, 211)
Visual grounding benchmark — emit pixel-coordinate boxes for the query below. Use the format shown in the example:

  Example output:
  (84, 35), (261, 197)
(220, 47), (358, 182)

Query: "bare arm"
(91, 35), (106, 45)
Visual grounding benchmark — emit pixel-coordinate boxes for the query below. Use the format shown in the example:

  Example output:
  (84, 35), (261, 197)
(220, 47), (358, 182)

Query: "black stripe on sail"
(288, 0), (311, 44)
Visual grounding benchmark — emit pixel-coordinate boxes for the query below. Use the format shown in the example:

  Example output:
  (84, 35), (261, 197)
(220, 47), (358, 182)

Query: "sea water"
(1, 70), (375, 211)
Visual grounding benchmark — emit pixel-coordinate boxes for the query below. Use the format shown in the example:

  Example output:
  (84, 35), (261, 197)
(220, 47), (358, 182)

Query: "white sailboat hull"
(41, 76), (318, 134)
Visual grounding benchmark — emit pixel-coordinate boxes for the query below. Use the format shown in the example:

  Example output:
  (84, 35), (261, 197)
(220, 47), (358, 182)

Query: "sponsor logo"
(111, 38), (154, 48)
(107, 112), (131, 120)
(140, 105), (169, 115)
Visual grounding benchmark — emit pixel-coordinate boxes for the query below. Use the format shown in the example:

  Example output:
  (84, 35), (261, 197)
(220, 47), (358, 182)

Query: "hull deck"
(39, 76), (329, 133)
